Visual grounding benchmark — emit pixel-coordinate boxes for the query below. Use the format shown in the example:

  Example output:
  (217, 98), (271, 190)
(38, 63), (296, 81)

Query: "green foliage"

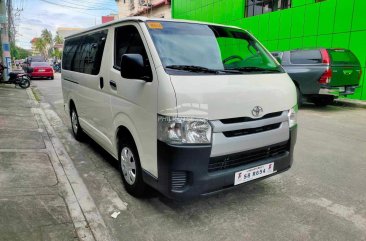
(32, 28), (64, 60)
(54, 33), (64, 45)
(52, 48), (62, 60)
(34, 37), (48, 58)
(10, 42), (31, 60)
(41, 29), (53, 46)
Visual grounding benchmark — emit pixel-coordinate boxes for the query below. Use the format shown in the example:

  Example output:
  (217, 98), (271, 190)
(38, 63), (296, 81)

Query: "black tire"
(118, 139), (146, 197)
(51, 76), (54, 80)
(70, 107), (84, 141)
(312, 95), (335, 107)
(19, 77), (30, 89)
(296, 86), (303, 106)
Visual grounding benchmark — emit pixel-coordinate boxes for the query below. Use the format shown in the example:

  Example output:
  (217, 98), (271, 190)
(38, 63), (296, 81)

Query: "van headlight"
(288, 105), (298, 128)
(157, 115), (212, 144)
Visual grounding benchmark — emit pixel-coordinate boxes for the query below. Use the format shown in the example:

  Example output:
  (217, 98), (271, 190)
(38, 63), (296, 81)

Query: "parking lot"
(28, 74), (366, 241)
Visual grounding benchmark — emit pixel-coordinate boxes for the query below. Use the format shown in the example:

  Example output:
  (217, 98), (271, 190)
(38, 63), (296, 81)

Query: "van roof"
(65, 17), (242, 39)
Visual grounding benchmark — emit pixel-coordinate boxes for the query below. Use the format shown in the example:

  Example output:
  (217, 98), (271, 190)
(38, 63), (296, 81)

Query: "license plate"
(234, 162), (275, 185)
(39, 69), (45, 72)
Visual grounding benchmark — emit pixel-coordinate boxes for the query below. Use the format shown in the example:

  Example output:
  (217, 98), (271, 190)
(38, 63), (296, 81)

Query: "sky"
(13, 0), (118, 49)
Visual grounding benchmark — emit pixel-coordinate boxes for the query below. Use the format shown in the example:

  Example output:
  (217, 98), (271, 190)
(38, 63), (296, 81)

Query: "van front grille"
(223, 123), (281, 137)
(208, 142), (288, 172)
(220, 111), (283, 124)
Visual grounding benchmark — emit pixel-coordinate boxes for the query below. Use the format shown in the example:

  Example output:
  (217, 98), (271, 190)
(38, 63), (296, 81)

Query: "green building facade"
(172, 0), (366, 100)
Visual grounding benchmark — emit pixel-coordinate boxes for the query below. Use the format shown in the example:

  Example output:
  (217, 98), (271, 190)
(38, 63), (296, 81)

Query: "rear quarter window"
(62, 29), (108, 75)
(290, 50), (322, 64)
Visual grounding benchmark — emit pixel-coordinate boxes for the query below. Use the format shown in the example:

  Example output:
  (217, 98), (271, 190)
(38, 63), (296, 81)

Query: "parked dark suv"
(272, 48), (362, 106)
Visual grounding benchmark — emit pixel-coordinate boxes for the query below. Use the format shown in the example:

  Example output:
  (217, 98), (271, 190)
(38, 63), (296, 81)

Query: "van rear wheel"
(70, 107), (84, 141)
(119, 140), (146, 197)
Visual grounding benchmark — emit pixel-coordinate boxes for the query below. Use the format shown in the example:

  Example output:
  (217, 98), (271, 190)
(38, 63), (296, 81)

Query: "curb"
(26, 88), (114, 241)
(333, 99), (366, 109)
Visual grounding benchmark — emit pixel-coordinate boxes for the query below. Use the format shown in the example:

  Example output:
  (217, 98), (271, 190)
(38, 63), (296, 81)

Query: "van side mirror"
(120, 54), (152, 82)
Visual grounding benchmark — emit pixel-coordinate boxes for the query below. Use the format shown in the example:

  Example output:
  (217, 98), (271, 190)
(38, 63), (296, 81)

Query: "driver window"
(114, 25), (150, 69)
(218, 37), (264, 68)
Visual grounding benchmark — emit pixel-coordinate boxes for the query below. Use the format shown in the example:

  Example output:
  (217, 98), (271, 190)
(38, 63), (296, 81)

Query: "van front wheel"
(119, 141), (146, 197)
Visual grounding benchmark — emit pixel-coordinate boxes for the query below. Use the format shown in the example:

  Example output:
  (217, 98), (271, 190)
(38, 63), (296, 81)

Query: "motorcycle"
(53, 63), (61, 73)
(0, 67), (32, 89)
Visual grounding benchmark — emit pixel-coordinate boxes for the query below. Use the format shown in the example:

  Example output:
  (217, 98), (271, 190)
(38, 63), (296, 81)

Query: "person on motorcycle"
(0, 61), (5, 72)
(0, 61), (8, 81)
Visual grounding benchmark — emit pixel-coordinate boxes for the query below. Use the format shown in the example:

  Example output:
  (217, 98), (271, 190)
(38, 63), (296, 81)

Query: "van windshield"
(146, 21), (283, 74)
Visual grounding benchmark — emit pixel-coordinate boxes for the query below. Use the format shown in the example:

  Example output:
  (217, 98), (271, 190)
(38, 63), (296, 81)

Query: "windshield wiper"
(229, 66), (282, 73)
(165, 65), (219, 74)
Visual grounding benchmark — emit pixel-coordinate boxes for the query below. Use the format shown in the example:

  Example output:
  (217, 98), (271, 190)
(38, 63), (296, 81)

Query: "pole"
(0, 0), (11, 80)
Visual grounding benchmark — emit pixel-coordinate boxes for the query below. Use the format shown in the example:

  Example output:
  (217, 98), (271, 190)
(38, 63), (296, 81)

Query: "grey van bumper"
(319, 85), (358, 96)
(144, 126), (297, 200)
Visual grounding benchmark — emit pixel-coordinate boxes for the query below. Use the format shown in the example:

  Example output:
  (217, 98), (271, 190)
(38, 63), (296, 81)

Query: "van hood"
(169, 73), (296, 120)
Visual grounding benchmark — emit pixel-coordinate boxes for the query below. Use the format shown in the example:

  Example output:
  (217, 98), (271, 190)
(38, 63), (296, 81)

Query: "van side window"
(290, 50), (322, 64)
(62, 30), (108, 75)
(63, 37), (81, 71)
(114, 25), (150, 69)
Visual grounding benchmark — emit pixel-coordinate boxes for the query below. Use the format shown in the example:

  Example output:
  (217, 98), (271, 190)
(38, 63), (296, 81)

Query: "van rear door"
(328, 49), (361, 87)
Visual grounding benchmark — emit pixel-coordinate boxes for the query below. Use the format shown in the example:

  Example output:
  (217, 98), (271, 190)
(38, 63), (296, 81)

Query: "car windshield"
(146, 21), (283, 74)
(31, 62), (50, 67)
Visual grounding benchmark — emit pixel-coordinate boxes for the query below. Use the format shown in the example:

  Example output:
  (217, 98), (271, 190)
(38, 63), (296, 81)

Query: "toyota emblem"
(251, 106), (263, 117)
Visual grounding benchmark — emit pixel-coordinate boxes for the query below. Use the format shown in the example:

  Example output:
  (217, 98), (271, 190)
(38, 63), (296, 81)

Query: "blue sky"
(14, 0), (118, 49)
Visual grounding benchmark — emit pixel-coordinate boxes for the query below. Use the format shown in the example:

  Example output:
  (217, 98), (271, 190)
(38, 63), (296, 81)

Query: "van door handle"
(109, 80), (117, 90)
(100, 77), (104, 89)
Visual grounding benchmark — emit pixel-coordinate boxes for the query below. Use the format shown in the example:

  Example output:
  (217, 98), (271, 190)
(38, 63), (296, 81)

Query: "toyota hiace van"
(62, 17), (297, 199)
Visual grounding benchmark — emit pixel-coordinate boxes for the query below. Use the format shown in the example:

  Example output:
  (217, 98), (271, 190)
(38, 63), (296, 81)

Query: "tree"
(34, 38), (48, 59)
(41, 29), (53, 46)
(10, 42), (31, 60)
(41, 29), (53, 59)
(54, 33), (64, 45)
(52, 48), (62, 61)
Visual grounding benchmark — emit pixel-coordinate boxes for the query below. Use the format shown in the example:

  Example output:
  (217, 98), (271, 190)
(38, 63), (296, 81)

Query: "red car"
(30, 62), (54, 80)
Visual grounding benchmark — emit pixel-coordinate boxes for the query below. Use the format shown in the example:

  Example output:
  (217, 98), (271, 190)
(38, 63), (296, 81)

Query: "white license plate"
(39, 69), (45, 72)
(234, 162), (275, 185)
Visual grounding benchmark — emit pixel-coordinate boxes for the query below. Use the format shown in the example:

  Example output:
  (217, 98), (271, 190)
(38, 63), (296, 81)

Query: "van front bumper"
(145, 126), (297, 200)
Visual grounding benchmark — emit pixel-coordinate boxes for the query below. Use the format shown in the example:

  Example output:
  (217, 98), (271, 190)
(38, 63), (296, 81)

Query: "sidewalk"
(0, 84), (96, 241)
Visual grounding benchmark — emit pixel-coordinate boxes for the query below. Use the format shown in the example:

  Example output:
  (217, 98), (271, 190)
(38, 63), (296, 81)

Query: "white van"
(62, 17), (297, 199)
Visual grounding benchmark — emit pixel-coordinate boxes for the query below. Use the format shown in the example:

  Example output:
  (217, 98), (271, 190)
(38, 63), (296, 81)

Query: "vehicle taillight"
(320, 49), (330, 64)
(358, 69), (362, 80)
(319, 68), (332, 84)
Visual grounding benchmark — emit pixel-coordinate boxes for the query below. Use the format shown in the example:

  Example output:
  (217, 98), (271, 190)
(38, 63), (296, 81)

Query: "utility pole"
(7, 0), (14, 43)
(0, 0), (11, 80)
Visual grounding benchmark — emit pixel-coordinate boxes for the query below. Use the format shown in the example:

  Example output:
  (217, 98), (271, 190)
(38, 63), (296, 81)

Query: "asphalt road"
(32, 74), (366, 241)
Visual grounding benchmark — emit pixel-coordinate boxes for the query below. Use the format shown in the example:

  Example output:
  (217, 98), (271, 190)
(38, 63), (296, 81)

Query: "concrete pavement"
(30, 74), (366, 241)
(0, 84), (106, 241)
(1, 74), (366, 241)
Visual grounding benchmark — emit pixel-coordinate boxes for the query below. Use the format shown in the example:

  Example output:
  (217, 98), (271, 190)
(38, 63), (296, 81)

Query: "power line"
(63, 0), (117, 8)
(59, 0), (117, 12)
(39, 0), (116, 11)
